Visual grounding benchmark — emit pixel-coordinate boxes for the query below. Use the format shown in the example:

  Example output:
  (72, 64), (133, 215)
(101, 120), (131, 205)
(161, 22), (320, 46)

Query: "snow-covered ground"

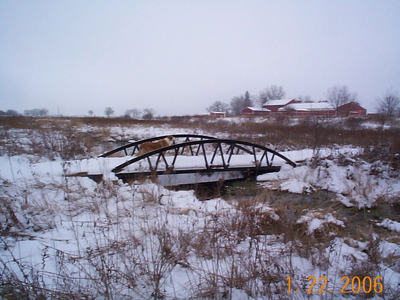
(0, 120), (399, 299)
(258, 147), (400, 209)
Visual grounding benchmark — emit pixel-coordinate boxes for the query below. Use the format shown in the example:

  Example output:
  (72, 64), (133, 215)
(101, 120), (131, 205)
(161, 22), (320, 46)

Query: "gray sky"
(1, 1), (399, 116)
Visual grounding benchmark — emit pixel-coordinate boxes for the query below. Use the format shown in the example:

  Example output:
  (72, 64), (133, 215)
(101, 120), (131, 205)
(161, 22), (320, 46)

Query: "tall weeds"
(1, 115), (399, 299)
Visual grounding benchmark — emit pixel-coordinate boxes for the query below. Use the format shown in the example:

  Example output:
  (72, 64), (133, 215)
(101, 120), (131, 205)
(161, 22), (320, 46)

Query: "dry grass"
(1, 115), (400, 164)
(1, 115), (400, 299)
(1, 182), (399, 299)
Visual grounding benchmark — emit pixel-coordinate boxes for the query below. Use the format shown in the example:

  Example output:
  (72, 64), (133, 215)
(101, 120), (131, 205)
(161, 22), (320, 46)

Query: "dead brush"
(0, 117), (96, 160)
(190, 211), (235, 259)
(132, 214), (184, 299)
(0, 176), (61, 235)
(0, 194), (22, 235)
(0, 256), (47, 300)
(233, 199), (280, 239)
(0, 238), (89, 299)
(137, 184), (164, 204)
(30, 125), (94, 160)
(341, 228), (400, 298)
(347, 261), (380, 299)
(294, 217), (344, 270)
(0, 128), (27, 156)
(187, 199), (293, 299)
(389, 137), (400, 170)
(272, 203), (298, 242)
(354, 226), (382, 268)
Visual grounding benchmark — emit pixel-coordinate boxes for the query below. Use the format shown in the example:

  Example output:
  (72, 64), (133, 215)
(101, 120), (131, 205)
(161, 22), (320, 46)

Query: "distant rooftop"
(263, 99), (297, 106)
(244, 107), (271, 112)
(278, 102), (334, 111)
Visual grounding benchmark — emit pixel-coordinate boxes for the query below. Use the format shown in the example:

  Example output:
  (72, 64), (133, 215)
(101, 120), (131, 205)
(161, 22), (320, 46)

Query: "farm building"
(278, 102), (336, 116)
(262, 99), (298, 113)
(337, 102), (367, 116)
(241, 107), (271, 116)
(209, 111), (226, 117)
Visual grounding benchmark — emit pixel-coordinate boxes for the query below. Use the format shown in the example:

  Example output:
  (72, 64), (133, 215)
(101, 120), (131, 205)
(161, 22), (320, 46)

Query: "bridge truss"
(98, 135), (296, 185)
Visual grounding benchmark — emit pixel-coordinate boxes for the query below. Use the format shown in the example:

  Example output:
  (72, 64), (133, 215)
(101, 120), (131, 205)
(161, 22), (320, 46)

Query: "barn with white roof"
(241, 107), (271, 116)
(262, 99), (298, 112)
(278, 102), (336, 116)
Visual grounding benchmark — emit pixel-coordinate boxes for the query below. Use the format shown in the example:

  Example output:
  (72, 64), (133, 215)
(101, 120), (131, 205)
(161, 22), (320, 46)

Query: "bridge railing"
(111, 138), (297, 174)
(99, 134), (218, 158)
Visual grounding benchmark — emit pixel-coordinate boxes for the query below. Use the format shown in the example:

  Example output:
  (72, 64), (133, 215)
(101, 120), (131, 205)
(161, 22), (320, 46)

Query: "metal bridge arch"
(99, 134), (218, 158)
(107, 137), (297, 177)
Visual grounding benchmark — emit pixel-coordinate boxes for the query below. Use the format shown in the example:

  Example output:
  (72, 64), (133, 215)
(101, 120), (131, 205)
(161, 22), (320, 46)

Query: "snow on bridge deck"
(66, 153), (288, 174)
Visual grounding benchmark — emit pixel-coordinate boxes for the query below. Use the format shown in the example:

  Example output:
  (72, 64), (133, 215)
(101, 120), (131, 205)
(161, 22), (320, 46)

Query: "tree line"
(0, 107), (157, 120)
(0, 108), (49, 116)
(102, 107), (157, 120)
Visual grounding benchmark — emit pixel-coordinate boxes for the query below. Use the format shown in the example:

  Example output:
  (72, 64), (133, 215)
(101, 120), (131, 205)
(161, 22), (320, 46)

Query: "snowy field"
(0, 116), (399, 299)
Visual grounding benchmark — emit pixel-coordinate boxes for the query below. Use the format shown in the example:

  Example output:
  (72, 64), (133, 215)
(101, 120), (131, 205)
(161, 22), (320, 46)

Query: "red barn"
(209, 111), (226, 117)
(278, 102), (336, 116)
(262, 99), (298, 113)
(337, 102), (367, 116)
(241, 107), (271, 116)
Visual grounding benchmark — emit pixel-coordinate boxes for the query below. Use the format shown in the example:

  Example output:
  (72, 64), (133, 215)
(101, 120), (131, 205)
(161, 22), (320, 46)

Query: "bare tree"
(124, 110), (131, 118)
(142, 108), (156, 120)
(207, 101), (229, 113)
(24, 108), (49, 116)
(230, 95), (245, 116)
(0, 109), (19, 116)
(104, 107), (114, 117)
(125, 108), (141, 119)
(230, 91), (253, 116)
(88, 110), (94, 116)
(259, 85), (285, 105)
(40, 108), (49, 116)
(298, 95), (313, 103)
(326, 85), (357, 113)
(376, 88), (400, 116)
(131, 108), (141, 119)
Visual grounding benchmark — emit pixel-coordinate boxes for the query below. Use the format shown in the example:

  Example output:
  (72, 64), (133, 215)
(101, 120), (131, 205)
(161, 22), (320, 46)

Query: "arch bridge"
(98, 134), (296, 186)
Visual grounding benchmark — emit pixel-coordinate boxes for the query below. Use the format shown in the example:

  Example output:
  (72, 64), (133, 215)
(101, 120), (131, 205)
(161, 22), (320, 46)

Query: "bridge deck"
(68, 134), (300, 186)
(65, 153), (292, 184)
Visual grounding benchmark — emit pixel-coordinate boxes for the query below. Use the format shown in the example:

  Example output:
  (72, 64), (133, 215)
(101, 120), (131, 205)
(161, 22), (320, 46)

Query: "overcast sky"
(1, 1), (399, 116)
